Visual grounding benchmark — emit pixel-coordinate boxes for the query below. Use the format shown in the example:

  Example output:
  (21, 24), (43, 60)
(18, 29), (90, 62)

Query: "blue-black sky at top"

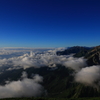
(0, 0), (100, 47)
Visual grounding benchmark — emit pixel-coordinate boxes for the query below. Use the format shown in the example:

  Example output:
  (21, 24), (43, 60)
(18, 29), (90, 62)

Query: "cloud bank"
(0, 48), (87, 71)
(0, 48), (100, 90)
(75, 65), (100, 88)
(0, 71), (45, 98)
(63, 57), (87, 71)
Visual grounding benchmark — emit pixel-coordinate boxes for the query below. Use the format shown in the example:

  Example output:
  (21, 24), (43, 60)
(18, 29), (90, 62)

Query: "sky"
(0, 0), (100, 48)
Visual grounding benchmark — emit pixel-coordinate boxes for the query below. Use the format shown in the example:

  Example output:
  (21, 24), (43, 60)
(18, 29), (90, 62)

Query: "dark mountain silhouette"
(85, 46), (100, 66)
(57, 46), (91, 57)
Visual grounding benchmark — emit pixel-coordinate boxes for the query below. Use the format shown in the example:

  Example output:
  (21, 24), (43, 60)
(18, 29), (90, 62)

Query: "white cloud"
(75, 65), (100, 88)
(1, 48), (100, 90)
(63, 57), (87, 71)
(0, 71), (45, 98)
(0, 48), (87, 71)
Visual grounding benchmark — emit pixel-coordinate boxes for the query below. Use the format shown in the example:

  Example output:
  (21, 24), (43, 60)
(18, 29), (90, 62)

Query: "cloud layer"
(1, 48), (100, 89)
(75, 65), (100, 88)
(0, 48), (87, 71)
(0, 71), (45, 98)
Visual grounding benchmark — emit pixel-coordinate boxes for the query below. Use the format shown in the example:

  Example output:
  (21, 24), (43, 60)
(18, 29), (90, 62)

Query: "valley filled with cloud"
(0, 48), (99, 98)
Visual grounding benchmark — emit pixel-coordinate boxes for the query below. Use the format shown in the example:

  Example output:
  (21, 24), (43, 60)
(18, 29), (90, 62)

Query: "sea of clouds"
(0, 71), (45, 98)
(0, 47), (86, 71)
(0, 47), (100, 98)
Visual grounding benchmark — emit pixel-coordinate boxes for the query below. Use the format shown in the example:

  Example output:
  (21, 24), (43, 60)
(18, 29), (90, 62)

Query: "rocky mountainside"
(0, 65), (99, 98)
(57, 46), (100, 66)
(57, 46), (91, 57)
(85, 46), (100, 66)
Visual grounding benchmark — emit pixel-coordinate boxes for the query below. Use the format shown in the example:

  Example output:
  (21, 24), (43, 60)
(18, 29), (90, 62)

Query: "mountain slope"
(0, 65), (99, 98)
(85, 46), (100, 66)
(57, 46), (91, 57)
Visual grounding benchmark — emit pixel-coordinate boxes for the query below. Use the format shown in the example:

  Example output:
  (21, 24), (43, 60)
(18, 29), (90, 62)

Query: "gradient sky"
(0, 0), (100, 48)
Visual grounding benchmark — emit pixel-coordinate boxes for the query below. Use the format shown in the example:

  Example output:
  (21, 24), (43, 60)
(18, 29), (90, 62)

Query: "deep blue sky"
(0, 0), (100, 48)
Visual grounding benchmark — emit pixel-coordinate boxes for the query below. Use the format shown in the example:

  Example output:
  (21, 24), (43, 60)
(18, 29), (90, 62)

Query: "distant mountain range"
(57, 46), (100, 66)
(57, 46), (92, 57)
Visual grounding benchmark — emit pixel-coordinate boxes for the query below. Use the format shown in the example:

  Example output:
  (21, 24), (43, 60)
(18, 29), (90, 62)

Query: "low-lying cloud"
(0, 48), (100, 90)
(75, 65), (100, 88)
(63, 57), (87, 71)
(0, 71), (45, 98)
(0, 48), (87, 71)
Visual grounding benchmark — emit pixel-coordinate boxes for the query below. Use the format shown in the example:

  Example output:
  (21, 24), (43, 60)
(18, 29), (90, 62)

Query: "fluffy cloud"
(0, 48), (87, 71)
(0, 71), (45, 98)
(63, 57), (87, 71)
(1, 48), (100, 90)
(75, 65), (100, 88)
